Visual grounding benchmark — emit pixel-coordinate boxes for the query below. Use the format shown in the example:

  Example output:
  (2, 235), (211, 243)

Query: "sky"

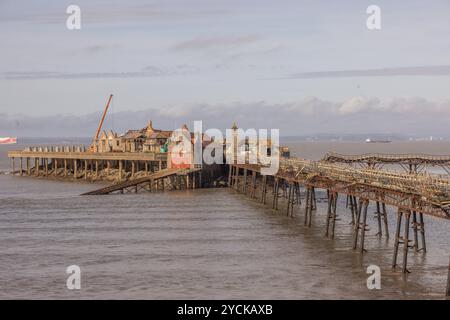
(1, 0), (450, 137)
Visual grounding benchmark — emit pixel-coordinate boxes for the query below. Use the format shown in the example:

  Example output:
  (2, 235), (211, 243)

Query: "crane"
(90, 94), (113, 152)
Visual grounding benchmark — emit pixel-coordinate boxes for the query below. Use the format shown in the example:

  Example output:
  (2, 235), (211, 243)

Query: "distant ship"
(0, 137), (17, 145)
(365, 138), (391, 143)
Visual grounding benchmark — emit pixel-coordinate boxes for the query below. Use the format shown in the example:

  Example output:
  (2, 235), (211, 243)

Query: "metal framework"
(323, 152), (450, 173)
(229, 156), (450, 274)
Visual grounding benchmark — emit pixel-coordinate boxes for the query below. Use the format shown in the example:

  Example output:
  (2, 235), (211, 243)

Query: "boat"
(365, 138), (391, 143)
(0, 137), (17, 145)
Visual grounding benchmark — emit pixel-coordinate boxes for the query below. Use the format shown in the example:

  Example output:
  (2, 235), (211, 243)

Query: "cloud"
(0, 1), (232, 25)
(289, 65), (450, 79)
(171, 35), (262, 51)
(1, 65), (198, 80)
(2, 96), (450, 137)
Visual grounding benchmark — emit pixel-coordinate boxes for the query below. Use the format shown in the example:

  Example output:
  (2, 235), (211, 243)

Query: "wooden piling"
(73, 159), (77, 180)
(54, 159), (58, 176)
(35, 158), (39, 176)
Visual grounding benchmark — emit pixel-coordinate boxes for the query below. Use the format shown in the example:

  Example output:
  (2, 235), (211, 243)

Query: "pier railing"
(323, 152), (450, 163)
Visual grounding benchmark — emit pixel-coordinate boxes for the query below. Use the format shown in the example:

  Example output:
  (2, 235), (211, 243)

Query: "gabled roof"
(147, 131), (172, 139)
(121, 130), (146, 140)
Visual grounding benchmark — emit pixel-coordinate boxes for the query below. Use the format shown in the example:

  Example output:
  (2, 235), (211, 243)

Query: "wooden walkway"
(82, 168), (200, 195)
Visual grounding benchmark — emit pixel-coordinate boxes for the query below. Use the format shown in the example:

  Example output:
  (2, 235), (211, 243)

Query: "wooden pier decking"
(7, 150), (167, 181)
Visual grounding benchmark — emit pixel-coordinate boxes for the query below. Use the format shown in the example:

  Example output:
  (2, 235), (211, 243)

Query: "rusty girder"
(234, 157), (450, 220)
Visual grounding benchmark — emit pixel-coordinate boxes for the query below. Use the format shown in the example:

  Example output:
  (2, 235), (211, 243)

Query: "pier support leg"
(353, 196), (358, 225)
(295, 183), (301, 206)
(64, 159), (67, 177)
(304, 187), (310, 225)
(311, 187), (317, 211)
(261, 175), (267, 204)
(84, 160), (88, 180)
(353, 199), (363, 250)
(392, 209), (403, 269)
(419, 213), (426, 253)
(44, 158), (48, 176)
(228, 165), (232, 187)
(54, 159), (58, 176)
(243, 168), (247, 194)
(308, 189), (314, 227)
(11, 157), (15, 175)
(304, 187), (314, 227)
(119, 161), (123, 181)
(412, 211), (419, 252)
(360, 200), (369, 253)
(273, 178), (279, 210)
(35, 158), (39, 176)
(348, 195), (355, 225)
(287, 183), (292, 217)
(145, 162), (149, 176)
(382, 202), (389, 238)
(26, 158), (30, 175)
(330, 193), (338, 239)
(73, 159), (77, 180)
(375, 201), (382, 237)
(446, 256), (450, 297)
(402, 211), (411, 273)
(95, 161), (99, 179)
(290, 184), (295, 216)
(132, 161), (135, 178)
(20, 157), (23, 176)
(251, 172), (257, 199)
(325, 191), (333, 237)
